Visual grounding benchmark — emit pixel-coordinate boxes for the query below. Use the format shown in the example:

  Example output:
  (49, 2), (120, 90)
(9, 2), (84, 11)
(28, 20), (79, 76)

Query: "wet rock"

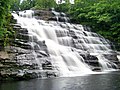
(8, 46), (32, 54)
(22, 72), (38, 80)
(92, 67), (101, 71)
(103, 54), (118, 61)
(34, 10), (70, 22)
(36, 50), (49, 57)
(16, 54), (35, 61)
(58, 17), (67, 22)
(42, 60), (53, 70)
(34, 10), (53, 20)
(14, 42), (32, 49)
(80, 54), (99, 67)
(48, 17), (58, 21)
(29, 36), (38, 43)
(46, 71), (57, 78)
(18, 28), (28, 34)
(16, 33), (29, 40)
(34, 44), (40, 50)
(60, 12), (66, 17)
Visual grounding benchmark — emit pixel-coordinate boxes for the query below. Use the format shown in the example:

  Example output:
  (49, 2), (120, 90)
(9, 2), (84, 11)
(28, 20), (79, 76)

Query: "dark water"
(1, 71), (120, 90)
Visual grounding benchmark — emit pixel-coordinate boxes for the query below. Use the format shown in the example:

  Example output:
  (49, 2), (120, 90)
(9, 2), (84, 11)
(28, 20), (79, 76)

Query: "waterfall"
(12, 10), (118, 77)
(97, 54), (118, 71)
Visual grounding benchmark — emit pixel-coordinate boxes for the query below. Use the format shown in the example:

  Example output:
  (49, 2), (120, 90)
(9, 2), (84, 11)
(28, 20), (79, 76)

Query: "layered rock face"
(0, 9), (120, 81)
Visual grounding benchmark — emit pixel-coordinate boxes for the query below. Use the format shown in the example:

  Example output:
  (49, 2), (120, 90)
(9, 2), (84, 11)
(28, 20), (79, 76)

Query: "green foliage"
(0, 0), (14, 49)
(10, 0), (21, 11)
(10, 0), (36, 11)
(11, 0), (56, 10)
(33, 0), (56, 10)
(20, 0), (36, 10)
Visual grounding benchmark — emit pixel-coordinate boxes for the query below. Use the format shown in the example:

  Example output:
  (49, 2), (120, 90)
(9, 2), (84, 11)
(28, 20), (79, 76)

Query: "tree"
(20, 0), (36, 10)
(0, 0), (13, 49)
(33, 0), (56, 9)
(10, 0), (21, 11)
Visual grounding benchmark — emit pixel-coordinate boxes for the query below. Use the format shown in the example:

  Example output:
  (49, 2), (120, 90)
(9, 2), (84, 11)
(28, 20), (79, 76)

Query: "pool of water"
(1, 71), (120, 90)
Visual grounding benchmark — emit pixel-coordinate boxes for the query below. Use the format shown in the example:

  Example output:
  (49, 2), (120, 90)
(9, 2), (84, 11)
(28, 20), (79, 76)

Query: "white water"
(55, 0), (66, 4)
(55, 0), (74, 4)
(97, 54), (117, 71)
(12, 10), (118, 77)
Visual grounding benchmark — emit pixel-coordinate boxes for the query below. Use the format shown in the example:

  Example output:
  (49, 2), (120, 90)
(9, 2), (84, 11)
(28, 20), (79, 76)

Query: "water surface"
(1, 71), (120, 90)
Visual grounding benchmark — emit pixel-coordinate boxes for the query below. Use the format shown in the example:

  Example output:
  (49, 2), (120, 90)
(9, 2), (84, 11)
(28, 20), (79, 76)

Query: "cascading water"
(97, 54), (118, 71)
(12, 10), (119, 77)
